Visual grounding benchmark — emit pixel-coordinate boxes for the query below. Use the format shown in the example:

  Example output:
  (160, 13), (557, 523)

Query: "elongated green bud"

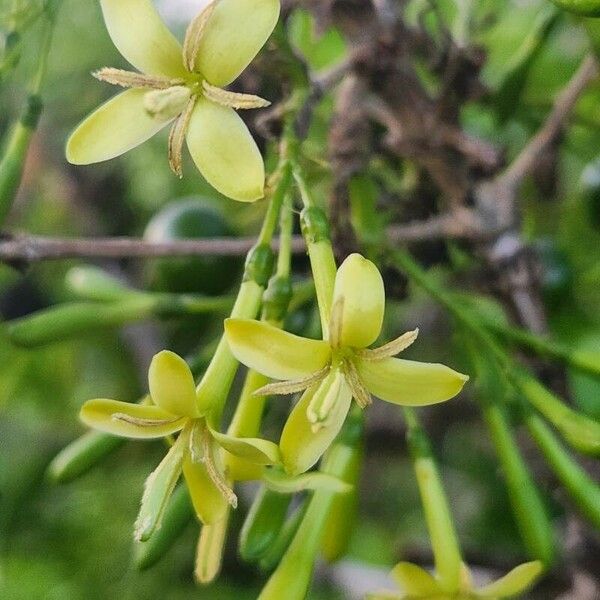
(483, 402), (556, 565)
(134, 484), (194, 570)
(65, 266), (137, 301)
(244, 244), (275, 287)
(465, 339), (556, 566)
(262, 275), (292, 323)
(523, 408), (600, 530)
(258, 418), (359, 600)
(47, 430), (124, 483)
(299, 206), (336, 339)
(195, 509), (230, 584)
(404, 409), (463, 593)
(239, 487), (293, 562)
(513, 368), (600, 457)
(321, 410), (363, 562)
(6, 297), (156, 347)
(258, 502), (307, 572)
(0, 95), (42, 225)
(549, 0), (600, 16)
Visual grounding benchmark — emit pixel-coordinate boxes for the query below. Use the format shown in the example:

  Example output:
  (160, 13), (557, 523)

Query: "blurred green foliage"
(2, 0), (600, 598)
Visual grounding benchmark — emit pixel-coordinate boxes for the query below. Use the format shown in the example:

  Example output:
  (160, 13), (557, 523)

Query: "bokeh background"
(2, 0), (600, 598)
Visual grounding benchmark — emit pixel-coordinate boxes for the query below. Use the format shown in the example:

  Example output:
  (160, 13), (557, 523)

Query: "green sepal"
(133, 484), (194, 570)
(262, 276), (293, 323)
(239, 487), (293, 562)
(300, 206), (331, 243)
(258, 502), (308, 572)
(244, 244), (275, 287)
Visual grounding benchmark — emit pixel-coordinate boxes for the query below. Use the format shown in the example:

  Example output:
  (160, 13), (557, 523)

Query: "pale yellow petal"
(280, 372), (352, 475)
(186, 98), (265, 202)
(331, 253), (385, 349)
(224, 318), (331, 380)
(356, 357), (468, 406)
(182, 456), (229, 525)
(193, 0), (280, 86)
(134, 427), (187, 541)
(100, 0), (186, 77)
(80, 399), (186, 438)
(66, 89), (171, 165)
(390, 562), (441, 596)
(209, 428), (281, 465)
(476, 561), (543, 598)
(148, 350), (199, 418)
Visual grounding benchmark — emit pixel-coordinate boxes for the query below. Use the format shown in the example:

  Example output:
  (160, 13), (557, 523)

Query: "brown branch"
(499, 54), (598, 192)
(0, 217), (485, 265)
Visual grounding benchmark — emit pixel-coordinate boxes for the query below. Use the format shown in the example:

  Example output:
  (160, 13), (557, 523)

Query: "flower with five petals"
(80, 350), (283, 539)
(367, 560), (542, 600)
(225, 253), (469, 475)
(66, 0), (280, 202)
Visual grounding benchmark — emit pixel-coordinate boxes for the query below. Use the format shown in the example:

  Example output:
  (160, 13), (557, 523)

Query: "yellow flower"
(80, 350), (282, 538)
(225, 253), (469, 475)
(80, 350), (348, 541)
(367, 560), (543, 600)
(66, 0), (280, 202)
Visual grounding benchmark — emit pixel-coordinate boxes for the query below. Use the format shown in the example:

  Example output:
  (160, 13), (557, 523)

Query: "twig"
(499, 54), (598, 192)
(0, 217), (486, 265)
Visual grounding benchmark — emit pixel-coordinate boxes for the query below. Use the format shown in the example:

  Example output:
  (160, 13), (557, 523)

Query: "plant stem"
(294, 165), (337, 339)
(404, 407), (463, 592)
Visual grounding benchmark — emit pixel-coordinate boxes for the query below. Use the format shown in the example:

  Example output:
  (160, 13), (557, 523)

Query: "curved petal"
(224, 318), (331, 380)
(80, 398), (186, 438)
(390, 562), (441, 596)
(186, 98), (265, 202)
(100, 0), (185, 77)
(280, 371), (352, 476)
(476, 561), (542, 598)
(66, 89), (171, 165)
(356, 357), (468, 406)
(148, 350), (199, 418)
(262, 469), (351, 494)
(331, 254), (384, 349)
(193, 0), (280, 86)
(182, 456), (229, 525)
(134, 427), (187, 541)
(210, 428), (281, 465)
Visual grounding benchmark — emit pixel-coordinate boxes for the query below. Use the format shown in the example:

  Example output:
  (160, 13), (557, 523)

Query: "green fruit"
(144, 197), (241, 295)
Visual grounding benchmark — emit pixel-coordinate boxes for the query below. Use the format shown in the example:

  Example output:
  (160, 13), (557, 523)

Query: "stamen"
(343, 360), (372, 409)
(144, 86), (191, 120)
(183, 0), (217, 72)
(253, 367), (329, 397)
(94, 67), (182, 90)
(188, 420), (205, 463)
(201, 81), (271, 110)
(329, 297), (345, 349)
(168, 95), (197, 178)
(203, 429), (238, 509)
(357, 328), (419, 361)
(307, 372), (341, 426)
(112, 413), (182, 427)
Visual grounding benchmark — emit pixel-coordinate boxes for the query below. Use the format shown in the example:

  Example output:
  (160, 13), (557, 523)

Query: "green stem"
(295, 166), (337, 339)
(523, 408), (600, 530)
(404, 408), (463, 592)
(482, 401), (555, 564)
(197, 156), (294, 421)
(484, 319), (600, 379)
(392, 250), (556, 565)
(0, 5), (57, 226)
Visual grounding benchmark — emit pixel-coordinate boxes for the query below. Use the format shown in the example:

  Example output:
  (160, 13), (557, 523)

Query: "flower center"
(143, 85), (192, 121)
